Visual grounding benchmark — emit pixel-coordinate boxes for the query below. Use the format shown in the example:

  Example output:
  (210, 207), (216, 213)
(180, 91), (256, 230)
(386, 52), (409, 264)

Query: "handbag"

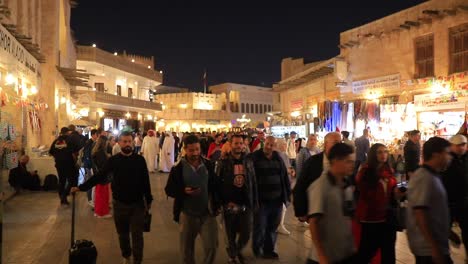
(143, 199), (152, 232)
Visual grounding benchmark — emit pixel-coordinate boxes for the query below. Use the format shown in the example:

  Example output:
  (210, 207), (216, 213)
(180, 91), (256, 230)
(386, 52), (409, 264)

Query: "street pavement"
(3, 171), (466, 264)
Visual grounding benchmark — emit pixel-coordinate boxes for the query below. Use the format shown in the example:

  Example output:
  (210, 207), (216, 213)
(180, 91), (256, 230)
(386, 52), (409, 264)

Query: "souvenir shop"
(413, 73), (468, 141)
(0, 23), (43, 172)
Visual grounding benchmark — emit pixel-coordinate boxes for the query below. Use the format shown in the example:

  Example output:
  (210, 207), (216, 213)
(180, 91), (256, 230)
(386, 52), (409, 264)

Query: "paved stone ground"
(3, 171), (466, 264)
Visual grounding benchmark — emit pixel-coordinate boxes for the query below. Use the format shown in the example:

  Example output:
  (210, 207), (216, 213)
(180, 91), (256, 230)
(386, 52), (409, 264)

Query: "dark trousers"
(56, 165), (78, 202)
(357, 222), (396, 264)
(252, 200), (282, 255)
(306, 255), (356, 264)
(223, 209), (251, 258)
(83, 167), (93, 202)
(453, 207), (468, 256)
(113, 200), (145, 264)
(415, 255), (453, 264)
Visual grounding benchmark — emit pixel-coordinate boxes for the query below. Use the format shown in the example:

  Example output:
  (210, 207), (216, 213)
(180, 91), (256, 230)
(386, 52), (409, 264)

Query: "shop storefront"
(414, 84), (468, 141)
(0, 23), (42, 162)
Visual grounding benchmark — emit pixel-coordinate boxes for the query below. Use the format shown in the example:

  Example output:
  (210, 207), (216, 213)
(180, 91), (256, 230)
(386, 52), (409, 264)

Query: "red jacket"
(355, 164), (396, 222)
(207, 142), (223, 159)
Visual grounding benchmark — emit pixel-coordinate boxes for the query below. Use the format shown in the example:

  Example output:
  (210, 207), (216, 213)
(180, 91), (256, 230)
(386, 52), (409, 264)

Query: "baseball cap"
(290, 131), (297, 135)
(449, 134), (467, 145)
(60, 127), (70, 135)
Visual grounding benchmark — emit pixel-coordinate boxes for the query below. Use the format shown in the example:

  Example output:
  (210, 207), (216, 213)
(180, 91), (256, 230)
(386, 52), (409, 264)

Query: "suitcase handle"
(71, 192), (76, 247)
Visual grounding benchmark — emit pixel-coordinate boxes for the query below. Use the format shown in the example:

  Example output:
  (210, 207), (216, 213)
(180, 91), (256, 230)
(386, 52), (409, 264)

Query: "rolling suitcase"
(69, 193), (98, 264)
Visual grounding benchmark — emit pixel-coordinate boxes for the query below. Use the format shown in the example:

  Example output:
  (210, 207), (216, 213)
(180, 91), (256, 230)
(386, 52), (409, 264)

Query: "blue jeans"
(252, 200), (282, 255)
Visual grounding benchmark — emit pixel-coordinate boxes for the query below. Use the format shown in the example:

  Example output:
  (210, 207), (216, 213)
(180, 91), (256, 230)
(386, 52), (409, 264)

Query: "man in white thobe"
(141, 130), (159, 173)
(159, 132), (175, 172)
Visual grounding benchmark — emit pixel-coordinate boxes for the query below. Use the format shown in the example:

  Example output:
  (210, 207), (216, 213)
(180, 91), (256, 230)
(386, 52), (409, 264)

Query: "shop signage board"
(352, 74), (400, 94)
(271, 125), (306, 138)
(414, 90), (468, 111)
(0, 23), (40, 79)
(206, 119), (220, 125)
(290, 99), (304, 110)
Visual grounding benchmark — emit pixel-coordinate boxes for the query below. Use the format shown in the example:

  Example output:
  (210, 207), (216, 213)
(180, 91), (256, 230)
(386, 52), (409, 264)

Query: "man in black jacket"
(404, 130), (421, 180)
(293, 132), (342, 223)
(216, 134), (258, 264)
(49, 127), (79, 205)
(442, 134), (468, 257)
(165, 135), (220, 264)
(71, 131), (153, 264)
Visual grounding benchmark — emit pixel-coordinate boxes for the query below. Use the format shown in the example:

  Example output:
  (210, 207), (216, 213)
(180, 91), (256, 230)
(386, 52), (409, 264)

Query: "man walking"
(247, 136), (291, 259)
(286, 131), (298, 169)
(82, 128), (98, 208)
(250, 131), (265, 152)
(293, 132), (342, 224)
(165, 135), (220, 264)
(216, 134), (257, 264)
(404, 130), (421, 180)
(307, 143), (356, 264)
(71, 131), (153, 264)
(354, 129), (370, 175)
(406, 137), (453, 264)
(295, 134), (320, 181)
(49, 127), (80, 205)
(442, 134), (468, 261)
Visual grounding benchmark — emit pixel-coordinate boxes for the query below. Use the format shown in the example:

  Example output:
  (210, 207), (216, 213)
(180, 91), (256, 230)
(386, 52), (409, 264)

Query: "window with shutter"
(414, 34), (434, 78)
(450, 23), (468, 74)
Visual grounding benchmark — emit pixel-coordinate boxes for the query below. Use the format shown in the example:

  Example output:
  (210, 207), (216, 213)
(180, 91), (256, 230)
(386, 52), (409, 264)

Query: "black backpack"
(43, 174), (59, 191)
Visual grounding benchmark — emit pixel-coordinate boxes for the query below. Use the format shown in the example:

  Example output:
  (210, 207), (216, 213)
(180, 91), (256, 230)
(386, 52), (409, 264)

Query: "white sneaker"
(95, 213), (112, 219)
(301, 221), (309, 227)
(122, 257), (132, 264)
(277, 226), (291, 235)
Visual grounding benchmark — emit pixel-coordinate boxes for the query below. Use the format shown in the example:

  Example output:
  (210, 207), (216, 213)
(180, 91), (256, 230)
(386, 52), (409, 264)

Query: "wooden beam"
(399, 24), (411, 30)
(405, 21), (420, 27)
(422, 10), (440, 16)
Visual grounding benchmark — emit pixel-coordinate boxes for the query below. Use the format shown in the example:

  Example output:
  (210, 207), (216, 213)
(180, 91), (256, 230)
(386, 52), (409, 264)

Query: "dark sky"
(71, 0), (426, 92)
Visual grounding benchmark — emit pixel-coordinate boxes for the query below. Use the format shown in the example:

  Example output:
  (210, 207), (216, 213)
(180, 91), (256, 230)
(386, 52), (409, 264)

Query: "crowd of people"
(37, 123), (468, 264)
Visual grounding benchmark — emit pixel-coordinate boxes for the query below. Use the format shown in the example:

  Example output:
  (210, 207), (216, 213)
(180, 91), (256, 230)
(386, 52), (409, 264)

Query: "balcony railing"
(159, 109), (230, 120)
(76, 46), (163, 82)
(73, 90), (162, 111)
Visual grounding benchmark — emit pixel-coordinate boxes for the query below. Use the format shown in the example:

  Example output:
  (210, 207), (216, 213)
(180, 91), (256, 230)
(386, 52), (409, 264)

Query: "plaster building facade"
(74, 45), (163, 132)
(339, 0), (468, 139)
(154, 92), (230, 132)
(209, 83), (275, 128)
(273, 0), (467, 141)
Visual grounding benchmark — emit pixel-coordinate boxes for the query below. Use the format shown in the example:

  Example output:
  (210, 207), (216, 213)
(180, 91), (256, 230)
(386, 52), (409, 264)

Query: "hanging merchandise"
(28, 110), (42, 131)
(0, 122), (8, 140)
(8, 124), (17, 140)
(4, 149), (18, 169)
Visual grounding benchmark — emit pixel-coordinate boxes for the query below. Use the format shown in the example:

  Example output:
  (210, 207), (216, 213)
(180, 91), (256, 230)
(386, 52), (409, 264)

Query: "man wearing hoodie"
(49, 127), (79, 205)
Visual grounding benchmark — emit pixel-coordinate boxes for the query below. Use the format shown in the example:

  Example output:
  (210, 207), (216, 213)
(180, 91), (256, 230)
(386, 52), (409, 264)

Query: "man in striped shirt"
(247, 136), (291, 259)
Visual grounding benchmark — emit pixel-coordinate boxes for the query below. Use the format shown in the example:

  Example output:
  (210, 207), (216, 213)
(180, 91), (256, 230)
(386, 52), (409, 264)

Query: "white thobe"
(160, 135), (175, 172)
(141, 135), (159, 172)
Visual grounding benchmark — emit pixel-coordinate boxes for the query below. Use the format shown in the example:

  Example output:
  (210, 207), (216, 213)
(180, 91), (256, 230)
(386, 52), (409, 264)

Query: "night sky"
(71, 0), (426, 92)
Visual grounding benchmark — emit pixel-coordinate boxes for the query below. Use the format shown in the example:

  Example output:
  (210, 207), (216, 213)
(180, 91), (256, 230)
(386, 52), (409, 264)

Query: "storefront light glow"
(113, 129), (119, 135)
(5, 73), (15, 85)
(92, 44), (96, 48)
(60, 96), (67, 104)
(78, 109), (89, 116)
(125, 112), (131, 118)
(30, 86), (38, 94)
(147, 114), (152, 120)
(237, 114), (251, 123)
(290, 111), (301, 117)
(180, 103), (187, 109)
(138, 114), (142, 120)
(98, 111), (105, 117)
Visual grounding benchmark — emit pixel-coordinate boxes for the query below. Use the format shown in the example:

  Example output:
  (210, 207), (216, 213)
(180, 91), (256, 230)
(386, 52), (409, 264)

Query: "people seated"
(8, 155), (41, 192)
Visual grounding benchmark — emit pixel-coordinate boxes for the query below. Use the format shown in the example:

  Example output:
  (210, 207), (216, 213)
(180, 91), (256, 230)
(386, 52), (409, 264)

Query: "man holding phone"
(165, 134), (220, 264)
